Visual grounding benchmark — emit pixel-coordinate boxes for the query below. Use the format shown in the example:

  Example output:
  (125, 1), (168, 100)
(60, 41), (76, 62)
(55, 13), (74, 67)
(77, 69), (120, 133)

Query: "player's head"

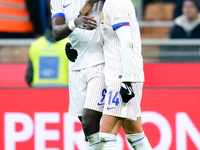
(182, 0), (200, 21)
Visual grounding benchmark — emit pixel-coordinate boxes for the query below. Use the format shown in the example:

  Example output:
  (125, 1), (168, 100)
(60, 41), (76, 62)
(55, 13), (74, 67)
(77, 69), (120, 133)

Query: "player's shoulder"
(105, 0), (128, 10)
(51, 0), (65, 6)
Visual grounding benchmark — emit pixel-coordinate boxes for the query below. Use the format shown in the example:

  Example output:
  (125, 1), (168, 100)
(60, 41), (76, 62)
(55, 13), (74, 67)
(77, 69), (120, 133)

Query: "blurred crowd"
(0, 0), (200, 39)
(170, 0), (200, 38)
(0, 0), (51, 38)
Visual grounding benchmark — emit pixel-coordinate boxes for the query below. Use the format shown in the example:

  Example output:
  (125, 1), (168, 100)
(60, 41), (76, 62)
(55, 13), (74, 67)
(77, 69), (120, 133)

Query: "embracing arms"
(52, 16), (98, 41)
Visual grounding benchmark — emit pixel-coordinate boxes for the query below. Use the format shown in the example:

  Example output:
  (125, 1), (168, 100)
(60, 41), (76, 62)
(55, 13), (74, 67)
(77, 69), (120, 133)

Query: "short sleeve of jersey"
(105, 0), (131, 30)
(50, 0), (65, 19)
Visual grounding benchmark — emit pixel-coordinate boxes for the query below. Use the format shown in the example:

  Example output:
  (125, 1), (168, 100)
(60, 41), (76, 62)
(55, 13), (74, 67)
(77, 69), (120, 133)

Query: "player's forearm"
(52, 17), (73, 41)
(52, 24), (72, 41)
(115, 25), (134, 82)
(52, 16), (98, 40)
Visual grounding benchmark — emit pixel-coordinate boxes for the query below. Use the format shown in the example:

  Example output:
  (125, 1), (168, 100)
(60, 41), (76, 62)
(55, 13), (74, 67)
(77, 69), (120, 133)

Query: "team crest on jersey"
(101, 13), (104, 24)
(101, 13), (104, 20)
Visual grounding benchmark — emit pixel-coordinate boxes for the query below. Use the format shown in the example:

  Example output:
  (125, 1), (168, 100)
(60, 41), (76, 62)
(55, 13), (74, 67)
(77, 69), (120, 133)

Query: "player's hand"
(120, 82), (135, 103)
(75, 16), (98, 30)
(65, 42), (78, 62)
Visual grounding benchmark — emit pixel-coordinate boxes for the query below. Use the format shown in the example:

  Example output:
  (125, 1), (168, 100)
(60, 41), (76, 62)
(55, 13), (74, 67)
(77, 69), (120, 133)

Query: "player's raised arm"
(52, 16), (98, 41)
(50, 0), (98, 41)
(51, 16), (71, 41)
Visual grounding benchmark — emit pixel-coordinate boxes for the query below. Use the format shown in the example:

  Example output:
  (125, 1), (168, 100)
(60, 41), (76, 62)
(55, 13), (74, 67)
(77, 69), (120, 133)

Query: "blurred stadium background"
(0, 0), (200, 150)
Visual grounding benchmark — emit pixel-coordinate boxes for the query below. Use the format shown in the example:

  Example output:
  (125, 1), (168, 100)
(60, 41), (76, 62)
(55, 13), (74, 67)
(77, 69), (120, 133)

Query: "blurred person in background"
(170, 0), (200, 38)
(25, 27), (69, 87)
(159, 0), (200, 62)
(0, 0), (50, 38)
(26, 0), (51, 36)
(0, 0), (34, 38)
(25, 0), (69, 87)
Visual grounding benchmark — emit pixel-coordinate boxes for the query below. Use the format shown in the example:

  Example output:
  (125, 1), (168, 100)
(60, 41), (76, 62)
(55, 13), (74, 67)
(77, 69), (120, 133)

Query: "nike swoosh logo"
(107, 107), (116, 110)
(127, 86), (132, 95)
(63, 3), (72, 8)
(97, 102), (104, 106)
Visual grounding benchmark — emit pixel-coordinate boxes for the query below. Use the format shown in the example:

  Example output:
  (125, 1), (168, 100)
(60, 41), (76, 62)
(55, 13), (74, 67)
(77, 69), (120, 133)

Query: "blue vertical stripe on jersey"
(51, 13), (65, 19)
(112, 22), (130, 30)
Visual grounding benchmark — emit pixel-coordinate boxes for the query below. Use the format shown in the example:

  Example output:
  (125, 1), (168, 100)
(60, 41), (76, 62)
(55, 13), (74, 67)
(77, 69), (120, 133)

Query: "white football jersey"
(100, 0), (144, 85)
(51, 0), (104, 70)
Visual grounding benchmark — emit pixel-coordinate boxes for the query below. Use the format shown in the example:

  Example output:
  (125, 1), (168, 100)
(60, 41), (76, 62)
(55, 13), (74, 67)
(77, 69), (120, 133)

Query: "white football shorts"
(68, 63), (106, 116)
(103, 82), (143, 121)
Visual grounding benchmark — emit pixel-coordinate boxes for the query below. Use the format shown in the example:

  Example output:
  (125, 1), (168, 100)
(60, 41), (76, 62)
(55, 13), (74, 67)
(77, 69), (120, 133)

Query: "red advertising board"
(0, 63), (200, 150)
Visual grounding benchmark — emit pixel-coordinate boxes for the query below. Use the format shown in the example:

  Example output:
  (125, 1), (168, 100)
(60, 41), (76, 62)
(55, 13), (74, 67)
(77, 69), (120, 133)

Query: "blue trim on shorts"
(112, 22), (130, 30)
(101, 140), (117, 143)
(89, 142), (100, 146)
(51, 13), (65, 19)
(130, 135), (145, 144)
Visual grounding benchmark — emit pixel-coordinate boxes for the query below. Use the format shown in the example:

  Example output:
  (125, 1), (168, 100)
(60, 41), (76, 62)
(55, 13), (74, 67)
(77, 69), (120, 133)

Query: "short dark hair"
(184, 0), (200, 12)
